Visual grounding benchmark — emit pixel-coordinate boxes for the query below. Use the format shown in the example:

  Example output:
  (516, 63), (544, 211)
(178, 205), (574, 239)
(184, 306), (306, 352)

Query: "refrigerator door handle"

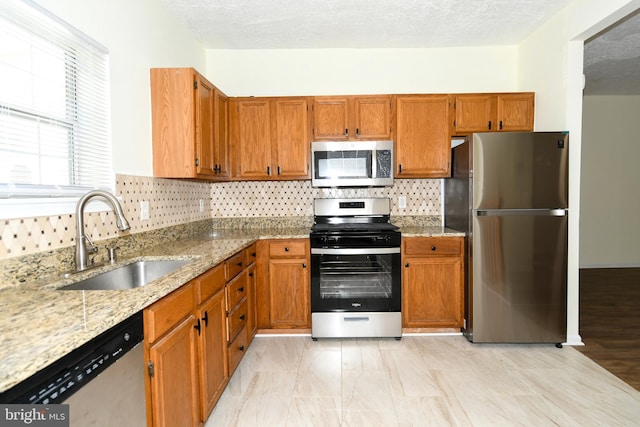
(474, 209), (567, 217)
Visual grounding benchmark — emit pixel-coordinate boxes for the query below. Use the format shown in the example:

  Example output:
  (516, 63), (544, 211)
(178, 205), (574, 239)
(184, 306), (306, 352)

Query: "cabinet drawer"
(224, 251), (245, 281)
(225, 272), (247, 311)
(403, 237), (462, 256)
(227, 298), (248, 342)
(197, 263), (225, 303)
(145, 282), (195, 343)
(269, 240), (307, 257)
(227, 326), (248, 376)
(244, 243), (257, 266)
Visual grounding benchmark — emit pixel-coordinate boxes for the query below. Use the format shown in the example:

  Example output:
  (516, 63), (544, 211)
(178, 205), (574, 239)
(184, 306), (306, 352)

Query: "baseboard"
(579, 264), (640, 269)
(565, 333), (584, 346)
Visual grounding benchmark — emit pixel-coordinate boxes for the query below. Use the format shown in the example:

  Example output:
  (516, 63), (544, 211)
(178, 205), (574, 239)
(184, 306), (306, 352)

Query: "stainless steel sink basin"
(60, 259), (191, 291)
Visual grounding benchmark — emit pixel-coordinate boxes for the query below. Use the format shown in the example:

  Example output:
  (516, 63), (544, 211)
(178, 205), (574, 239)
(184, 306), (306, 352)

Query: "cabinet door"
(272, 98), (310, 179)
(268, 258), (310, 328)
(246, 263), (258, 338)
(195, 74), (215, 177)
(353, 96), (392, 139)
(197, 290), (228, 421)
(402, 256), (463, 328)
(312, 97), (349, 140)
(213, 89), (230, 179)
(148, 315), (200, 427)
(396, 95), (451, 178)
(497, 93), (534, 131)
(150, 68), (197, 178)
(454, 94), (495, 133)
(231, 99), (272, 179)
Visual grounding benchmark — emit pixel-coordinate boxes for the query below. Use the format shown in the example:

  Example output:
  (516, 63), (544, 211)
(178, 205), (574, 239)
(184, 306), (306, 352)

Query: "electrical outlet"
(199, 199), (205, 213)
(398, 195), (407, 209)
(140, 200), (150, 220)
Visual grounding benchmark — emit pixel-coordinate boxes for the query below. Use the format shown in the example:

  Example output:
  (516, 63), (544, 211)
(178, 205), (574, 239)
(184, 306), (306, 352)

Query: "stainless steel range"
(310, 198), (402, 339)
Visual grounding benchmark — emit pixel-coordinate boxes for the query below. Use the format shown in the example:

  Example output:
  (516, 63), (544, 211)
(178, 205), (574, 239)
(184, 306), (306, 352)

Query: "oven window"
(319, 254), (394, 299)
(315, 150), (372, 179)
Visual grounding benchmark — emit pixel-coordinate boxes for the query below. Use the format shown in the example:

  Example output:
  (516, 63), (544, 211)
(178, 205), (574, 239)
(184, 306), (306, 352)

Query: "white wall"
(34, 0), (206, 177)
(581, 95), (640, 268)
(519, 0), (640, 345)
(206, 47), (520, 96)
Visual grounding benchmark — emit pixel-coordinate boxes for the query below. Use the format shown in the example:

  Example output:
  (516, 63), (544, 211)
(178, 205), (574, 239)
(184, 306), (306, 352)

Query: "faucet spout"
(75, 190), (130, 271)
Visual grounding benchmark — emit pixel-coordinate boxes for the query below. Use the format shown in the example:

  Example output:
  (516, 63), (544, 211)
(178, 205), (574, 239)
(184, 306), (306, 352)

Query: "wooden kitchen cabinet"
(256, 239), (310, 330)
(230, 97), (311, 180)
(312, 95), (393, 140)
(224, 243), (257, 375)
(194, 265), (228, 420)
(144, 255), (256, 426)
(452, 92), (534, 134)
(150, 67), (229, 180)
(395, 95), (451, 178)
(144, 282), (200, 427)
(213, 89), (230, 178)
(402, 237), (464, 329)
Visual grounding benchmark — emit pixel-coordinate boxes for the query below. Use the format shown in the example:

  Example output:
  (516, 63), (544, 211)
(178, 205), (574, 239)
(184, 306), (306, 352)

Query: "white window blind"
(0, 0), (112, 200)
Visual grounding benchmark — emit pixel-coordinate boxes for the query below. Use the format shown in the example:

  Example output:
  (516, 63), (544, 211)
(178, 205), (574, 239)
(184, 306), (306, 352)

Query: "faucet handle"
(84, 233), (98, 254)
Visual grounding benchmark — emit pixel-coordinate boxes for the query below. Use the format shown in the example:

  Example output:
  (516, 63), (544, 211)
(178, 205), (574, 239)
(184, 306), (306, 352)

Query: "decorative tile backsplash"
(0, 174), (441, 259)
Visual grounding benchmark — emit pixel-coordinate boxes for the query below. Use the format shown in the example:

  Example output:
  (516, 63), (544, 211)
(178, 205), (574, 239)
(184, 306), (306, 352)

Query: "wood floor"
(577, 268), (640, 391)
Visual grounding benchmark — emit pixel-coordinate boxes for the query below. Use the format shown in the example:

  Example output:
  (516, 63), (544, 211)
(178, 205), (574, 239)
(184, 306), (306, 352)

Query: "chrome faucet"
(75, 190), (130, 271)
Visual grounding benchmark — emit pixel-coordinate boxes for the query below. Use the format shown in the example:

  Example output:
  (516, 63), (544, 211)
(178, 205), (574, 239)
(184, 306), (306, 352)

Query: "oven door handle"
(311, 247), (400, 255)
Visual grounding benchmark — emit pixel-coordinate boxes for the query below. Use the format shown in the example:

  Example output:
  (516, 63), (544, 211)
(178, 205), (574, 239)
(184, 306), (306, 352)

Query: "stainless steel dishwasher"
(0, 312), (146, 426)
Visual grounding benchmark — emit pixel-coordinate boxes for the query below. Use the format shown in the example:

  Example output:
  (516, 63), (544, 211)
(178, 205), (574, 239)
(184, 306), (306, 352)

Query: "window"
(0, 0), (112, 208)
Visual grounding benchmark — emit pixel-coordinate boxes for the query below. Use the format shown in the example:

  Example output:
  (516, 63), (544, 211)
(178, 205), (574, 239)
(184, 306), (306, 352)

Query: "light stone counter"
(400, 226), (465, 238)
(0, 222), (462, 393)
(0, 228), (308, 393)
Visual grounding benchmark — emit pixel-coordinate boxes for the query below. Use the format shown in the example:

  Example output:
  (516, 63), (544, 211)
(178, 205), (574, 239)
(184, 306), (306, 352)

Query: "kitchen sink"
(60, 259), (192, 291)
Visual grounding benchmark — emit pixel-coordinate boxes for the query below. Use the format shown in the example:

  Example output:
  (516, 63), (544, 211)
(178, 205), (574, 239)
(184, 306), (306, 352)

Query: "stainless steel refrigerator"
(445, 132), (568, 344)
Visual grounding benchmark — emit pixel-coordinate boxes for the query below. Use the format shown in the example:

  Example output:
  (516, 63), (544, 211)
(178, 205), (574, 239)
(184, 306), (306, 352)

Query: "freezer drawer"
(469, 212), (567, 343)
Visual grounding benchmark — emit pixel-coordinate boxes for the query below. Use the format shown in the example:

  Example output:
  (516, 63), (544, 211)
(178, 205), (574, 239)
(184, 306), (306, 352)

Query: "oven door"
(311, 247), (401, 312)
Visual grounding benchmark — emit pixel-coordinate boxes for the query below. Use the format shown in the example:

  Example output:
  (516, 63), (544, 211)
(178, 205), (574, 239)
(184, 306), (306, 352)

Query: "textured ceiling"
(584, 10), (640, 95)
(160, 0), (640, 95)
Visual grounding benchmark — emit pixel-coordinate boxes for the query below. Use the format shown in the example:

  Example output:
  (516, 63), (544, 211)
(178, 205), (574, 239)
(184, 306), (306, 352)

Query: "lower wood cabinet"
(147, 314), (200, 427)
(402, 236), (464, 329)
(144, 245), (257, 426)
(256, 239), (310, 330)
(195, 270), (228, 420)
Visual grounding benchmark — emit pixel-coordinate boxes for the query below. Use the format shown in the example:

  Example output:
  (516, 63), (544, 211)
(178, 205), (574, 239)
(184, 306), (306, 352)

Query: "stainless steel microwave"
(311, 140), (394, 187)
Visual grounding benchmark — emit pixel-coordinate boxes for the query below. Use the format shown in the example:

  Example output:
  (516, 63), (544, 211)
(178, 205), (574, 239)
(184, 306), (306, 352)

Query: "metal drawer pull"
(238, 287), (244, 292)
(239, 345), (245, 352)
(431, 246), (436, 251)
(202, 311), (209, 327)
(344, 316), (370, 322)
(239, 314), (245, 320)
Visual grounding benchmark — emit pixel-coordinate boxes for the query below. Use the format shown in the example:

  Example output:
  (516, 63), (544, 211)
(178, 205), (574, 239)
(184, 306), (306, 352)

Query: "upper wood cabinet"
(230, 97), (311, 180)
(395, 95), (452, 178)
(150, 68), (229, 180)
(213, 90), (230, 179)
(452, 92), (534, 134)
(312, 95), (393, 140)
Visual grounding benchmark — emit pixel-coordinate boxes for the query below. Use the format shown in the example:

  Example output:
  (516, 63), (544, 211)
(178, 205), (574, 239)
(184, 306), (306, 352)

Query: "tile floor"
(206, 335), (640, 426)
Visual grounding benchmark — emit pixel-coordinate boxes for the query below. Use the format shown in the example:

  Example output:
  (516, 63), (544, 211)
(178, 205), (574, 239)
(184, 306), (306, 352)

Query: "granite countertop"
(0, 224), (462, 393)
